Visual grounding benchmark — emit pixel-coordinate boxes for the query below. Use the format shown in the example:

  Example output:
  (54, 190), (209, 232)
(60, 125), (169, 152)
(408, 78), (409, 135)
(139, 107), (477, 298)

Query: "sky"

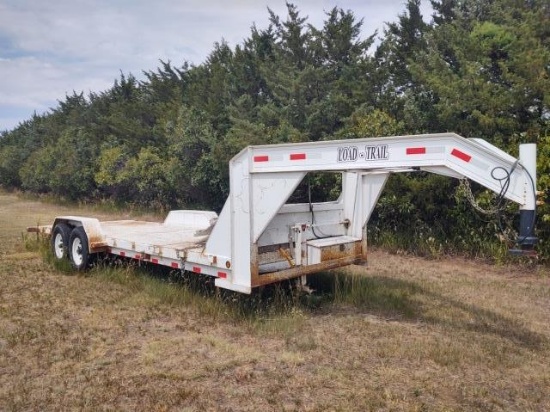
(0, 0), (433, 132)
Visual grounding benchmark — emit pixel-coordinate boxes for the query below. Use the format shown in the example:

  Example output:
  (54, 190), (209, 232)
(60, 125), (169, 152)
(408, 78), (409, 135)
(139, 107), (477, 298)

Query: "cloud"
(0, 56), (112, 107)
(0, 0), (432, 131)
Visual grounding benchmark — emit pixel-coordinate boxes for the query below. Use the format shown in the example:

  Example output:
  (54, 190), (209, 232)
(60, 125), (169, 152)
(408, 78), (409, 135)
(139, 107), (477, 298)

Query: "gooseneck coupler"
(516, 143), (538, 253)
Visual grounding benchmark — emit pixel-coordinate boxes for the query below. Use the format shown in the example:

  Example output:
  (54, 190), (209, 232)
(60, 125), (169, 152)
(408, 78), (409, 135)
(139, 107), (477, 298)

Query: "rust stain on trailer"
(88, 227), (108, 251)
(250, 246), (260, 280)
(257, 248), (294, 266)
(251, 239), (364, 287)
(251, 255), (363, 287)
(320, 241), (361, 262)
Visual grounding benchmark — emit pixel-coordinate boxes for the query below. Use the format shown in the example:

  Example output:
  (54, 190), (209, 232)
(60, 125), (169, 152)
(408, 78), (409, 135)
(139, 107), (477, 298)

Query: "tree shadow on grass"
(305, 271), (548, 351)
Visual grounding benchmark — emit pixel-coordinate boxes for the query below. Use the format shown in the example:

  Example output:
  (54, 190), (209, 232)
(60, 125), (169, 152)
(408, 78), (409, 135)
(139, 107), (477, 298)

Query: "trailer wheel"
(69, 227), (92, 270)
(51, 223), (71, 260)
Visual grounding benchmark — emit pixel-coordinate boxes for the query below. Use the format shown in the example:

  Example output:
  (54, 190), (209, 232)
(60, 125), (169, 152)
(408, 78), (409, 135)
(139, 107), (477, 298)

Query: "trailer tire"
(69, 227), (93, 270)
(51, 223), (71, 260)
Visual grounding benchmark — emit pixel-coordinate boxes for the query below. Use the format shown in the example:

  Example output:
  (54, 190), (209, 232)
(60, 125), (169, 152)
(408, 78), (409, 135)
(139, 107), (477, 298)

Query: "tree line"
(1, 0), (549, 260)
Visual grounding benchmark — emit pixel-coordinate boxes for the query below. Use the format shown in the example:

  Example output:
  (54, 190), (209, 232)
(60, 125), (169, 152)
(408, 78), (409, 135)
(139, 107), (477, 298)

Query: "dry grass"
(1, 190), (549, 411)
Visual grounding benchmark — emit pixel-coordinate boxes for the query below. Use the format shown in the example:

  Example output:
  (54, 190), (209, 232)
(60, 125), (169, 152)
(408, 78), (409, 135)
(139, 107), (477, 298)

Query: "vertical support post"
(294, 226), (303, 266)
(213, 149), (253, 294)
(517, 144), (537, 250)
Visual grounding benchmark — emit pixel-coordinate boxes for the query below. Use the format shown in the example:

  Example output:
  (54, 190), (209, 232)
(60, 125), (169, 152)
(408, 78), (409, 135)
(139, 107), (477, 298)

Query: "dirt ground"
(0, 191), (549, 411)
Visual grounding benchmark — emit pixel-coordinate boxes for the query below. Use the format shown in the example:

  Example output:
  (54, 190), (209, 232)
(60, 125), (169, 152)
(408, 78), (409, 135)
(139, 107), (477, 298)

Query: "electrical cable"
(462, 159), (537, 246)
(307, 174), (332, 239)
(492, 161), (517, 243)
(493, 161), (537, 246)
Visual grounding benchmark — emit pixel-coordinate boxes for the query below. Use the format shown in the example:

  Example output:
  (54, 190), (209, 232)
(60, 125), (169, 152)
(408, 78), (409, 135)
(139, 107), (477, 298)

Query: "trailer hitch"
(509, 144), (538, 258)
(509, 210), (538, 257)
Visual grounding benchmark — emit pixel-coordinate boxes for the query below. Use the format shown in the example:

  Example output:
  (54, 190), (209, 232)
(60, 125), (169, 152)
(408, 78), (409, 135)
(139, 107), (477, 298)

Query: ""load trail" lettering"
(337, 144), (389, 162)
(364, 144), (388, 160)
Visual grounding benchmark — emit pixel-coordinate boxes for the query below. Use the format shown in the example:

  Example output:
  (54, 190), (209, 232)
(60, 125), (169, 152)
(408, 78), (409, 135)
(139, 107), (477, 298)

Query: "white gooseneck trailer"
(43, 133), (537, 293)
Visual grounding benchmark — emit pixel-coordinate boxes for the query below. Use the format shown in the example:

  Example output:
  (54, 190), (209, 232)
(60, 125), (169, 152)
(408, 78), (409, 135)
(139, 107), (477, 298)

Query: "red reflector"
(192, 266), (201, 273)
(254, 155), (269, 162)
(217, 271), (227, 279)
(451, 149), (471, 162)
(290, 153), (306, 160)
(120, 251), (126, 257)
(406, 147), (426, 155)
(171, 262), (179, 269)
(152, 258), (159, 264)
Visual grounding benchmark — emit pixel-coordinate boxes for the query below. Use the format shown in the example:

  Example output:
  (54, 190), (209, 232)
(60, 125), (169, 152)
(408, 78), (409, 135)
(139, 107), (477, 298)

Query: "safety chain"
(458, 178), (502, 216)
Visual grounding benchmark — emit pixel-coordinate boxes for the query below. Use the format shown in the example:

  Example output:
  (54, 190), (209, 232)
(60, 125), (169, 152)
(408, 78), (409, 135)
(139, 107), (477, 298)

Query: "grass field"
(1, 191), (549, 411)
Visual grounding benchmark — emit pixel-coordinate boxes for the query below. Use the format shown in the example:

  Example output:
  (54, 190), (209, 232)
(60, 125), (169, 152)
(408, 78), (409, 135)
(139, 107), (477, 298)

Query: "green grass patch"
(23, 231), (70, 270)
(43, 253), (423, 326)
(307, 270), (419, 318)
(37, 237), (421, 332)
(371, 228), (519, 264)
(88, 262), (305, 324)
(18, 190), (166, 220)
